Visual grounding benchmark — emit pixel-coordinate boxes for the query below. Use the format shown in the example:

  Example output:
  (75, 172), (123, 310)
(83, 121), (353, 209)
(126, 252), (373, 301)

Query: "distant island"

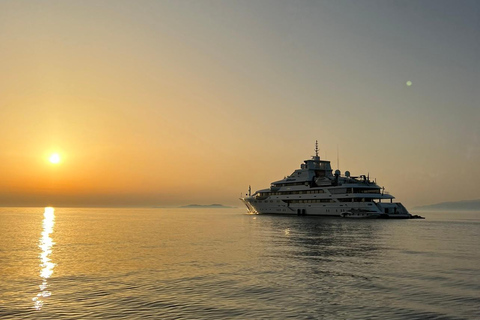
(413, 199), (480, 211)
(179, 204), (234, 208)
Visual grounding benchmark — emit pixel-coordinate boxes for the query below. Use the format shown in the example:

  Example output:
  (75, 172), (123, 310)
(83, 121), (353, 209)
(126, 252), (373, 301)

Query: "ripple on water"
(1, 209), (480, 319)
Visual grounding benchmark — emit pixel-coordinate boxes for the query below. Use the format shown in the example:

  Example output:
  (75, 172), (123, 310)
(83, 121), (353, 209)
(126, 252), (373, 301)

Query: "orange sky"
(1, 1), (479, 207)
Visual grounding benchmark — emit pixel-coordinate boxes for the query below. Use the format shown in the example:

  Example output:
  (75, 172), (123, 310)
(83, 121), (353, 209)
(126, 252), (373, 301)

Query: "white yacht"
(240, 142), (414, 218)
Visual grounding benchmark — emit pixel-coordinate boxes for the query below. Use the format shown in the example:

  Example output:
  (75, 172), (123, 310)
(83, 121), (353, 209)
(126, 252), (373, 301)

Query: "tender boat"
(341, 209), (381, 219)
(240, 141), (419, 218)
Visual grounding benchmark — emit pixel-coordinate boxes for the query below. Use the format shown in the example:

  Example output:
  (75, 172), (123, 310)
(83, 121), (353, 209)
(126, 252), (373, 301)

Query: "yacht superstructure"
(240, 142), (412, 218)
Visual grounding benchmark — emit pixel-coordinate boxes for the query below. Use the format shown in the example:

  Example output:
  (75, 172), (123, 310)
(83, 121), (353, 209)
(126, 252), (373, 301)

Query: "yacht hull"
(240, 197), (411, 218)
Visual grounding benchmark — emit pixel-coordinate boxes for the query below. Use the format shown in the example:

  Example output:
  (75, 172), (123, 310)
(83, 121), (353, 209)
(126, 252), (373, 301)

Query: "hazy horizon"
(1, 0), (479, 208)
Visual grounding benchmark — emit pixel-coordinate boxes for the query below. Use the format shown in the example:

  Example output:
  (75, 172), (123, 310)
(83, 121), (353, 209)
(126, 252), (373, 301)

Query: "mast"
(336, 145), (339, 170)
(315, 140), (319, 157)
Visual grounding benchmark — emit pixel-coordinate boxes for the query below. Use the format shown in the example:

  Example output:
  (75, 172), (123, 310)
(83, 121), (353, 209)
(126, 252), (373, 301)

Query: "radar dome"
(334, 169), (341, 176)
(345, 171), (350, 177)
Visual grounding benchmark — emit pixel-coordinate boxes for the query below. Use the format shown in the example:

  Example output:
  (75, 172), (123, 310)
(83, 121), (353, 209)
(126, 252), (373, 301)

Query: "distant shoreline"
(179, 204), (235, 209)
(413, 199), (480, 211)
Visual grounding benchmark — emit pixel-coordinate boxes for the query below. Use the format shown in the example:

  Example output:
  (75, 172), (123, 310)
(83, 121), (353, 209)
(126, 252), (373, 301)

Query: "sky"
(0, 0), (479, 207)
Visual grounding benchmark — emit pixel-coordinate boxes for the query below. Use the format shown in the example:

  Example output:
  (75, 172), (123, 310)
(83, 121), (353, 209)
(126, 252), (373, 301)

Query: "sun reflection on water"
(32, 207), (56, 310)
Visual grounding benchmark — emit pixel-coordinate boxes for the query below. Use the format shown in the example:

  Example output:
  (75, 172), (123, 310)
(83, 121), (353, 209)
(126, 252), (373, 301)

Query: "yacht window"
(354, 188), (380, 194)
(330, 188), (347, 194)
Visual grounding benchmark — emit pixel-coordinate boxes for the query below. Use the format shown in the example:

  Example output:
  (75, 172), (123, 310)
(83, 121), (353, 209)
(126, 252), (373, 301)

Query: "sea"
(0, 207), (479, 320)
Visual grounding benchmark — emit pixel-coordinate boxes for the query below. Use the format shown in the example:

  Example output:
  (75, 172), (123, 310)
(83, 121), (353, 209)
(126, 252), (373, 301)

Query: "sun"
(49, 153), (61, 164)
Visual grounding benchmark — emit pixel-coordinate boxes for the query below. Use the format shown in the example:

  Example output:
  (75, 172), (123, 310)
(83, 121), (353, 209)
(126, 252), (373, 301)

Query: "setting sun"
(49, 153), (61, 164)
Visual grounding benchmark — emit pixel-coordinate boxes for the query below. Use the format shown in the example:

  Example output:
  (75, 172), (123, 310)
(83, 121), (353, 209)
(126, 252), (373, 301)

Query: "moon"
(49, 153), (61, 164)
(406, 81), (412, 87)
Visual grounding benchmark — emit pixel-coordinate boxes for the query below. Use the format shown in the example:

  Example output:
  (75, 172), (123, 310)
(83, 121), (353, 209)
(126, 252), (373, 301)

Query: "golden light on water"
(32, 207), (56, 310)
(49, 153), (61, 164)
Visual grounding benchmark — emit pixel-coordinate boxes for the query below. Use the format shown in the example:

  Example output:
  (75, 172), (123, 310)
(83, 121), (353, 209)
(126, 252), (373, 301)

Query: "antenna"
(336, 145), (339, 170)
(315, 140), (319, 157)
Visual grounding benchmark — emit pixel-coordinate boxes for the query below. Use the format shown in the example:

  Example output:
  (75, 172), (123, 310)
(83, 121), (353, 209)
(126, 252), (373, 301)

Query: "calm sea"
(0, 207), (479, 319)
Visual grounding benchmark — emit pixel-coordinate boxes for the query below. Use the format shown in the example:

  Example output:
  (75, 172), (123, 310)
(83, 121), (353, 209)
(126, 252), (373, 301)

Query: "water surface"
(1, 207), (479, 319)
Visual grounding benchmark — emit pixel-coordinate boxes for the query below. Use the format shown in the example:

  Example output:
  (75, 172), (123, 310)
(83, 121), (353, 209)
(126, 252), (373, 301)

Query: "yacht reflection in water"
(265, 216), (381, 261)
(32, 207), (56, 310)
